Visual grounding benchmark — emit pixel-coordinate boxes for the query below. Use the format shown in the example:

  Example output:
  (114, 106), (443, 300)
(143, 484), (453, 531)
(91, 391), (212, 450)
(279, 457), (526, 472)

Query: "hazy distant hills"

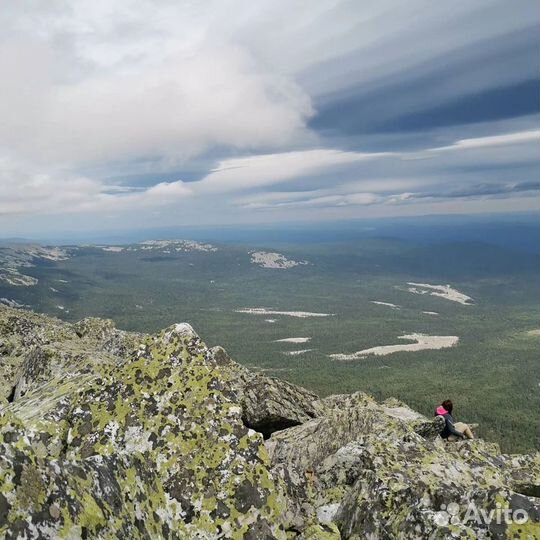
(0, 231), (538, 453)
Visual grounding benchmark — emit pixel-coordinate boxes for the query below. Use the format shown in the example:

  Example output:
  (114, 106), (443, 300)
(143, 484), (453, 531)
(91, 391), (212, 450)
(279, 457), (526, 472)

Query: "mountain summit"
(0, 305), (538, 539)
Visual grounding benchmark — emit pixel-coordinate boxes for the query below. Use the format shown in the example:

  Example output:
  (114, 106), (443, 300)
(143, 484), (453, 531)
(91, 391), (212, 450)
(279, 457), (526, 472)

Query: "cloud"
(221, 128), (540, 210)
(195, 149), (394, 193)
(0, 44), (312, 166)
(300, 1), (539, 97)
(290, 193), (380, 208)
(238, 190), (380, 209)
(2, 124), (537, 220)
(235, 177), (427, 209)
(428, 129), (540, 152)
(0, 157), (192, 216)
(389, 181), (540, 203)
(198, 128), (539, 196)
(0, 1), (538, 232)
(245, 180), (540, 211)
(308, 7), (540, 133)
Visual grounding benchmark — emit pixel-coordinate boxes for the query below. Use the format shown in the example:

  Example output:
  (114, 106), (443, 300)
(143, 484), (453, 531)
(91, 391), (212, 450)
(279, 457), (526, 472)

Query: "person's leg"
(454, 422), (474, 439)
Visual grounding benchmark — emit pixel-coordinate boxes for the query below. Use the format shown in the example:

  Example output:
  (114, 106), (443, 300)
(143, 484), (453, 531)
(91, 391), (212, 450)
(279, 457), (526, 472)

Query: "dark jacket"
(435, 407), (464, 439)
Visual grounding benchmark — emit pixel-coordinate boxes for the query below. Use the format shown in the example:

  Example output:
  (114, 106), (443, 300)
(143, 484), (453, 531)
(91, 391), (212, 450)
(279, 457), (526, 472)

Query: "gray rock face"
(265, 399), (540, 540)
(210, 346), (322, 438)
(0, 307), (288, 539)
(0, 305), (539, 540)
(240, 375), (321, 438)
(334, 437), (540, 540)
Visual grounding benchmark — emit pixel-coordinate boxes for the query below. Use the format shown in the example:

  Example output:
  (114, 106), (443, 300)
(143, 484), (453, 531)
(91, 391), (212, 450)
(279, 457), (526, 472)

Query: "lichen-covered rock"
(0, 307), (288, 539)
(265, 396), (540, 539)
(265, 406), (417, 530)
(0, 309), (73, 401)
(1, 305), (539, 540)
(72, 316), (144, 358)
(334, 434), (540, 539)
(238, 375), (321, 438)
(317, 391), (376, 411)
(210, 346), (322, 438)
(300, 522), (341, 540)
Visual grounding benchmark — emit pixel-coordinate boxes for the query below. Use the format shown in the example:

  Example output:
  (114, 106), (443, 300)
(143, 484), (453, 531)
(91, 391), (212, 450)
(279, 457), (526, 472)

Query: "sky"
(1, 0), (539, 236)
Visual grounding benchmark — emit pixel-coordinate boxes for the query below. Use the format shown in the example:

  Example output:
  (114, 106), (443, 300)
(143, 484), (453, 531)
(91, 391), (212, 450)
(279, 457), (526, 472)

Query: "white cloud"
(0, 157), (191, 216)
(197, 128), (539, 198)
(235, 177), (427, 209)
(0, 44), (312, 166)
(1, 125), (537, 220)
(0, 1), (538, 231)
(296, 193), (380, 207)
(196, 149), (394, 193)
(428, 129), (540, 152)
(239, 191), (380, 209)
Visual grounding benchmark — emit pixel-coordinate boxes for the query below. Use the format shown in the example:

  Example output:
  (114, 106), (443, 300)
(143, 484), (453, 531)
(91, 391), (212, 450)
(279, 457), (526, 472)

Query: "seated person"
(435, 399), (474, 441)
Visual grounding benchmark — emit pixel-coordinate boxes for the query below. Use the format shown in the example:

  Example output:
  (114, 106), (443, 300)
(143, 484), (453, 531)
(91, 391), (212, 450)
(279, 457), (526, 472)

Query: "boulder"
(210, 346), (322, 438)
(266, 391), (540, 539)
(0, 306), (288, 539)
(334, 434), (540, 539)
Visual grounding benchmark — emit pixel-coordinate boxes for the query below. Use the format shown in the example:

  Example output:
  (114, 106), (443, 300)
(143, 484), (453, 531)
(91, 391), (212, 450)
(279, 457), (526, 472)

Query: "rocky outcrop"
(0, 305), (538, 539)
(211, 346), (322, 438)
(0, 309), (287, 539)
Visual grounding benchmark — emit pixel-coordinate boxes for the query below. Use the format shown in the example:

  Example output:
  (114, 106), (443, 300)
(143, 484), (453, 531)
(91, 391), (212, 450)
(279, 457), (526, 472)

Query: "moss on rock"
(0, 307), (288, 539)
(0, 305), (538, 540)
